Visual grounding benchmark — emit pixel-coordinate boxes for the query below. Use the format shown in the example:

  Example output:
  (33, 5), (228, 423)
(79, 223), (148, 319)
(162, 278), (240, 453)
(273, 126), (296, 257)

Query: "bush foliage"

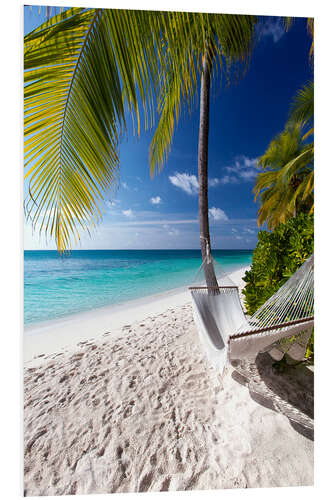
(243, 213), (314, 316)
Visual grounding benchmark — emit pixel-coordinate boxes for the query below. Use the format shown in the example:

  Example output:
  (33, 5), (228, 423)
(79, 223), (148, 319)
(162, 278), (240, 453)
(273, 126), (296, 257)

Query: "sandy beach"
(24, 267), (313, 495)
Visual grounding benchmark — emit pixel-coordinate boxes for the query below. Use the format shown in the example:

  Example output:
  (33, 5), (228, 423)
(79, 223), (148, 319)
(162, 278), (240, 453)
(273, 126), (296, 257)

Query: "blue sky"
(24, 7), (313, 250)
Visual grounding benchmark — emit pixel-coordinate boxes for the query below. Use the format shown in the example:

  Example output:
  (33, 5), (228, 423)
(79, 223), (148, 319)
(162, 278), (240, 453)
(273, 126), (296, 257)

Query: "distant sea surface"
(24, 250), (253, 325)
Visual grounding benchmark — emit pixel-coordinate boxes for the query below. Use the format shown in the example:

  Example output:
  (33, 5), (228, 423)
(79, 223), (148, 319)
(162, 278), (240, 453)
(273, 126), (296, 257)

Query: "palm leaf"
(307, 18), (314, 61)
(255, 124), (314, 229)
(288, 81), (314, 131)
(149, 13), (257, 174)
(24, 8), (166, 253)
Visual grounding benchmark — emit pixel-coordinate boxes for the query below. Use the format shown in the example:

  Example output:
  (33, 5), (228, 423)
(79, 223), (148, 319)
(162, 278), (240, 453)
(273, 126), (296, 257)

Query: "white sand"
(24, 266), (313, 495)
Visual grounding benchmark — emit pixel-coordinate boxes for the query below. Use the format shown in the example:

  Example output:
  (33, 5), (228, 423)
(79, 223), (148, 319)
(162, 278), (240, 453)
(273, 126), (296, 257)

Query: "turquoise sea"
(24, 250), (253, 325)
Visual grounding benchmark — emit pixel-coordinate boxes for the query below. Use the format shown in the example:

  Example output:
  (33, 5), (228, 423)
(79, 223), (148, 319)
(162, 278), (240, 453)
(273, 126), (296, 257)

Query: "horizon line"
(23, 248), (255, 252)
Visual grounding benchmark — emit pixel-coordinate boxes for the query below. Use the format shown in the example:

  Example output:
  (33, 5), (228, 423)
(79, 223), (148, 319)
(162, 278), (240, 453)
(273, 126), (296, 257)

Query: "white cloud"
(150, 196), (162, 205)
(169, 157), (259, 189)
(169, 172), (228, 194)
(232, 228), (238, 233)
(121, 182), (129, 190)
(239, 170), (258, 181)
(222, 156), (259, 184)
(220, 175), (239, 185)
(208, 177), (220, 187)
(235, 235), (243, 240)
(122, 209), (134, 217)
(168, 229), (180, 236)
(25, 214), (258, 250)
(169, 172), (199, 195)
(208, 207), (229, 222)
(106, 199), (120, 209)
(261, 19), (285, 43)
(244, 228), (255, 234)
(243, 157), (259, 168)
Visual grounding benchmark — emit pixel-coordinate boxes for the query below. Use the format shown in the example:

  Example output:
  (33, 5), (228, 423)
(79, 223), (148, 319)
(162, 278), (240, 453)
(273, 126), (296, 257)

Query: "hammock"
(190, 254), (314, 370)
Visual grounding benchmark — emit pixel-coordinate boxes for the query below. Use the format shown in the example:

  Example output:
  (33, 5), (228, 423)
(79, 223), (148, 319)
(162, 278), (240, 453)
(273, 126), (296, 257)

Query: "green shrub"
(243, 213), (314, 358)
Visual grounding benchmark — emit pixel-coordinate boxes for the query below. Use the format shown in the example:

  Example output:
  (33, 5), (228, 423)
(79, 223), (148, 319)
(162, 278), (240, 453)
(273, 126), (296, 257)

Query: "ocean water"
(24, 250), (253, 325)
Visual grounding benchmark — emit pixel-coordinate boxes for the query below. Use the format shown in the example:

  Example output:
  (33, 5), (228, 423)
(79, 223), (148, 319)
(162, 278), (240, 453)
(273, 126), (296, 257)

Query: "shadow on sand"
(231, 352), (314, 441)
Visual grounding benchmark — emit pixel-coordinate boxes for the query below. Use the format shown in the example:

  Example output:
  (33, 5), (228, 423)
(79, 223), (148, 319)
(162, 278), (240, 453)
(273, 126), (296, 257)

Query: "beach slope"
(24, 267), (313, 495)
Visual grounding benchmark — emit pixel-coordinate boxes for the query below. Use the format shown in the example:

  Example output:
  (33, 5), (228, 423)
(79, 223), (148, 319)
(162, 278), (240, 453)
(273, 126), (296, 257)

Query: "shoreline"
(24, 266), (249, 365)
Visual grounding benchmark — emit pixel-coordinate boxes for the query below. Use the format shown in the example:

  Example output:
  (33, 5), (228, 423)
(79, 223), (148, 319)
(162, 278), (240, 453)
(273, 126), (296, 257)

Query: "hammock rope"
(189, 254), (314, 368)
(236, 254), (313, 334)
(191, 254), (237, 288)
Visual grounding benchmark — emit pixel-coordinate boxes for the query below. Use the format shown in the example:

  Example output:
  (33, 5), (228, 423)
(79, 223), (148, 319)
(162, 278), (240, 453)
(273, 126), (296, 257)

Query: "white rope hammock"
(190, 254), (314, 370)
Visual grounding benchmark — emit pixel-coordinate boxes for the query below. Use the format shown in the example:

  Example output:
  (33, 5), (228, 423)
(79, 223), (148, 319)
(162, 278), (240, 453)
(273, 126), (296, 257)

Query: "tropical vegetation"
(245, 18), (314, 361)
(243, 213), (314, 315)
(254, 81), (314, 230)
(254, 14), (313, 230)
(242, 213), (314, 357)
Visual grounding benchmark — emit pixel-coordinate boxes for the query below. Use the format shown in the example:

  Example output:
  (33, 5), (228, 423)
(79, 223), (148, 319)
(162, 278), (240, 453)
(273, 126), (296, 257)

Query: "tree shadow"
(231, 352), (314, 441)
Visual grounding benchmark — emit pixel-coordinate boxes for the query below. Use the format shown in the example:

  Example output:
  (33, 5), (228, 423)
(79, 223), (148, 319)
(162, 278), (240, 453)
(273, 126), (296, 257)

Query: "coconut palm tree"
(148, 19), (257, 287)
(24, 8), (257, 286)
(254, 15), (314, 231)
(254, 122), (313, 230)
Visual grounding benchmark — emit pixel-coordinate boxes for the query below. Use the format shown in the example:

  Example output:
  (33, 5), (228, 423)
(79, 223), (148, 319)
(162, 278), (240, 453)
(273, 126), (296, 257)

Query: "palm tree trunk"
(198, 51), (219, 290)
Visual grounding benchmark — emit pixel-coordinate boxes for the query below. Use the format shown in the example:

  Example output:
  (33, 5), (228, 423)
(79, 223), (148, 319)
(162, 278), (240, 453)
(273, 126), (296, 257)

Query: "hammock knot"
(200, 235), (212, 264)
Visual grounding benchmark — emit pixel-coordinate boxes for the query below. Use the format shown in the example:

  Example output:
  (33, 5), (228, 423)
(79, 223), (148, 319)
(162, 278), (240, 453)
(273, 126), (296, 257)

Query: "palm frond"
(283, 16), (294, 31)
(149, 13), (257, 175)
(307, 18), (314, 62)
(24, 8), (166, 253)
(288, 81), (314, 130)
(255, 124), (314, 229)
(258, 125), (304, 170)
(149, 67), (189, 174)
(278, 143), (314, 179)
